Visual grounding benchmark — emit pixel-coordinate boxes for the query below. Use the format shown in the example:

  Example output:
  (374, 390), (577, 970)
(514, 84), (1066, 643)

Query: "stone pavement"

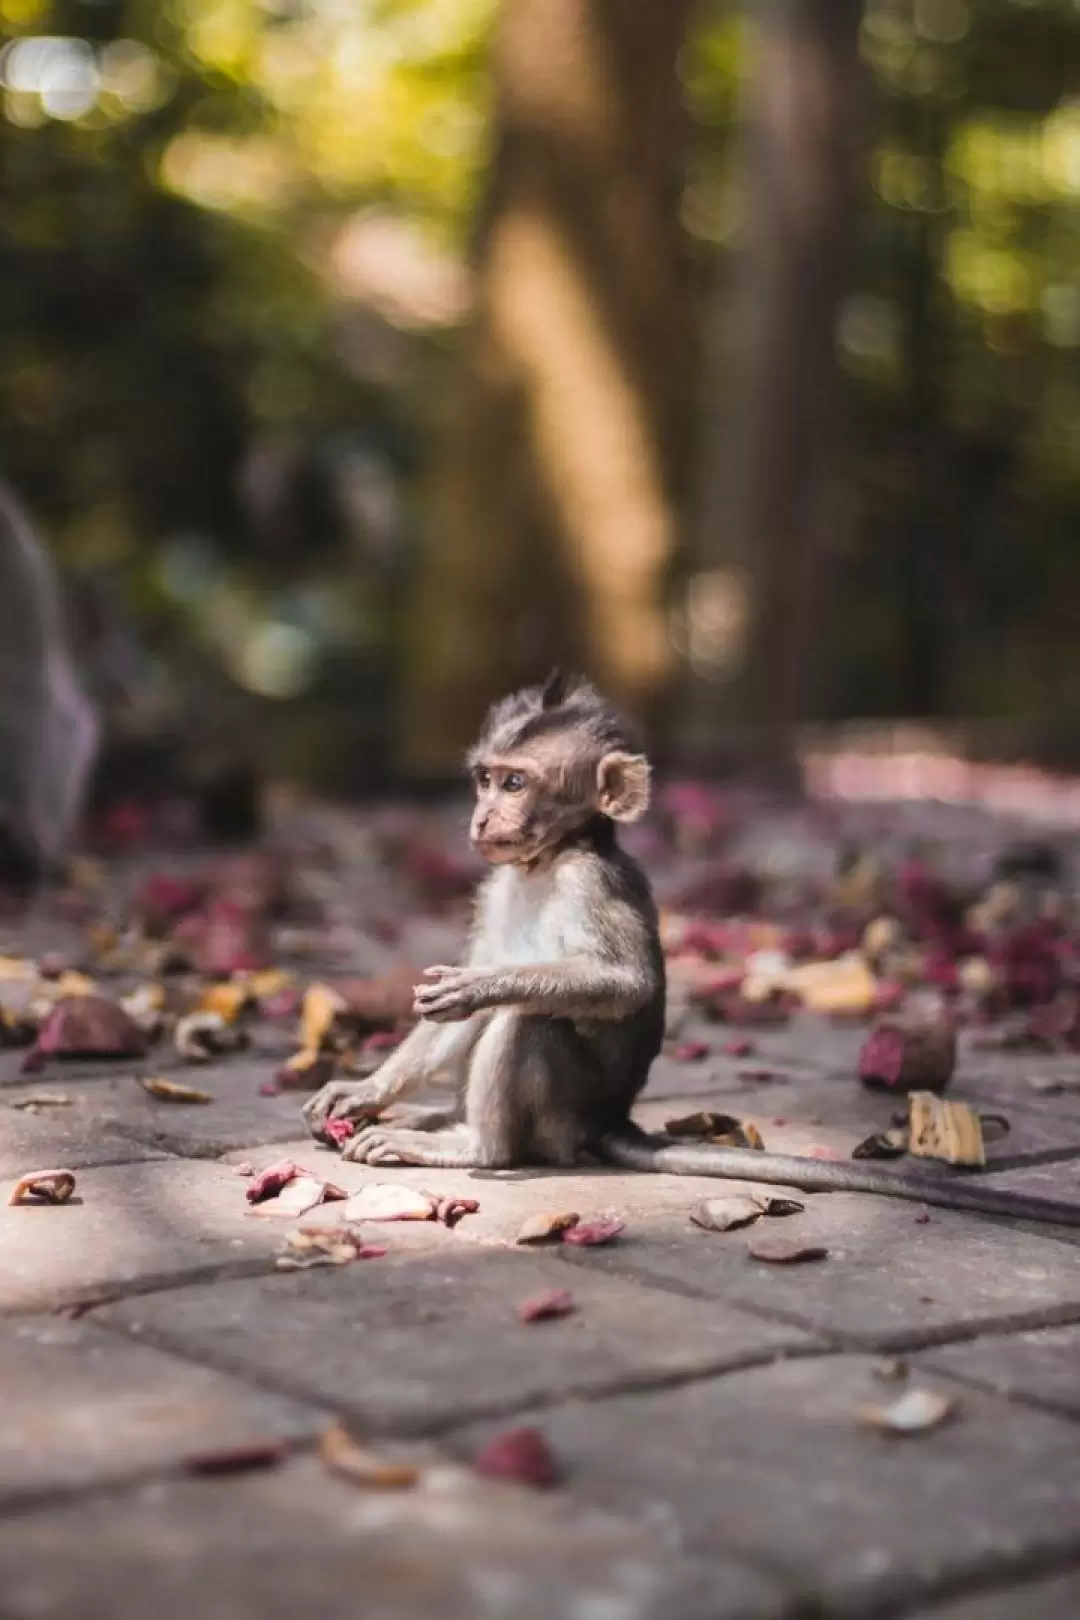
(3, 991), (1080, 1615)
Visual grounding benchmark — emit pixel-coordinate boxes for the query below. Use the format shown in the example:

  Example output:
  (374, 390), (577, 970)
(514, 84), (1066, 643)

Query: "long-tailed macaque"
(305, 673), (1080, 1228)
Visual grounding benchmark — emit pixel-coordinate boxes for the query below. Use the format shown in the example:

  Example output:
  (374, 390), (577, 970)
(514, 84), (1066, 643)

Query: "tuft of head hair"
(468, 672), (650, 824)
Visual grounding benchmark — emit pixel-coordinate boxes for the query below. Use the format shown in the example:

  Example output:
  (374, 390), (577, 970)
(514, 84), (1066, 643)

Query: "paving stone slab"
(554, 1188), (1080, 1349)
(1, 1058), (314, 1159)
(905, 1570), (1080, 1620)
(0, 1315), (322, 1506)
(0, 1456), (785, 1620)
(0, 1156), (319, 1312)
(98, 1248), (818, 1434)
(457, 1356), (1080, 1616)
(921, 1324), (1080, 1419)
(0, 1099), (164, 1175)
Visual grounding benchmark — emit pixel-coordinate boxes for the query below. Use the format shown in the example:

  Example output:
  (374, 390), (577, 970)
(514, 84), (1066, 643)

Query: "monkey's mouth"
(471, 835), (528, 860)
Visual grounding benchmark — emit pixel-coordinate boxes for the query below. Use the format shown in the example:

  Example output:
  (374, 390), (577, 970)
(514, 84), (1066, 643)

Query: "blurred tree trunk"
(683, 0), (865, 770)
(401, 0), (699, 776)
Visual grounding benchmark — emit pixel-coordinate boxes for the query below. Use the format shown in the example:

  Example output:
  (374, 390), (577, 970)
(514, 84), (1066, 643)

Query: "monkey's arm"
(414, 958), (651, 1022)
(302, 1015), (483, 1131)
(600, 1127), (1080, 1229)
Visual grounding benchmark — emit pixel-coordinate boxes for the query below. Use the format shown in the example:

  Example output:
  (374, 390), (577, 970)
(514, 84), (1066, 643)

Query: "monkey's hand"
(413, 965), (495, 1023)
(302, 1079), (386, 1135)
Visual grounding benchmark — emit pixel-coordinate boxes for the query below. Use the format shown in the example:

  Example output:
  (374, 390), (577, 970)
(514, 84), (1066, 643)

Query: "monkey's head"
(466, 670), (650, 864)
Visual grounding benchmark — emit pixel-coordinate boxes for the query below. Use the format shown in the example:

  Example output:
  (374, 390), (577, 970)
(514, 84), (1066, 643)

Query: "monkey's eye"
(502, 771), (526, 793)
(475, 767), (491, 790)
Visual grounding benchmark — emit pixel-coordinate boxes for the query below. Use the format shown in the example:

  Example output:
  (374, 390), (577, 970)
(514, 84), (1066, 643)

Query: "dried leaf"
(340, 1183), (438, 1222)
(908, 1092), (986, 1167)
(561, 1217), (624, 1247)
(852, 1128), (909, 1161)
(858, 1388), (955, 1435)
(747, 1238), (828, 1264)
(319, 1421), (418, 1488)
(184, 1441), (287, 1477)
(277, 1226), (386, 1269)
(174, 1011), (249, 1063)
(301, 982), (348, 1052)
(518, 1287), (576, 1322)
(435, 1195), (479, 1227)
(246, 1159), (309, 1203)
(138, 1076), (213, 1105)
(8, 1092), (74, 1111)
(197, 982), (251, 1023)
(515, 1211), (580, 1245)
(664, 1112), (764, 1149)
(30, 996), (147, 1064)
(250, 1176), (346, 1218)
(671, 1040), (709, 1063)
(690, 1196), (765, 1232)
(858, 1017), (956, 1096)
(472, 1427), (558, 1488)
(9, 1169), (76, 1205)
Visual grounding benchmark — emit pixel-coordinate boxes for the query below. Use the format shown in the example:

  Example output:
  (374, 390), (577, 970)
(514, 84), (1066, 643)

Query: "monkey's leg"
(303, 1016), (485, 1133)
(343, 1010), (530, 1168)
(380, 1102), (463, 1132)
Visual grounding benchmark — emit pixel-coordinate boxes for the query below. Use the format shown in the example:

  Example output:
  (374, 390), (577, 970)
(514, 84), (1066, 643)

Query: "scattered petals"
(9, 1169), (76, 1205)
(472, 1427), (558, 1488)
(518, 1288), (576, 1322)
(515, 1211), (580, 1245)
(747, 1238), (828, 1264)
(138, 1075), (213, 1104)
(561, 1217), (624, 1247)
(319, 1421), (419, 1488)
(858, 1388), (955, 1436)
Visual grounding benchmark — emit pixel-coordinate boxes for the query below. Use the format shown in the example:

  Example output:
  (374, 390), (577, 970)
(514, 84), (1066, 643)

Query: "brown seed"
(746, 1238), (828, 1265)
(138, 1076), (214, 1104)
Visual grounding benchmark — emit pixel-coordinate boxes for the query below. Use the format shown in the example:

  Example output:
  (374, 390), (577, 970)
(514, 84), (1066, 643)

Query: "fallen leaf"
(518, 1288), (576, 1322)
(198, 982), (252, 1023)
(472, 1427), (558, 1488)
(7, 1092), (74, 1111)
(301, 982), (348, 1052)
(319, 1421), (418, 1488)
(29, 996), (147, 1066)
(184, 1441), (287, 1477)
(340, 1183), (438, 1222)
(250, 1176), (346, 1218)
(690, 1196), (765, 1232)
(515, 1211), (580, 1245)
(907, 1092), (985, 1167)
(276, 1226), (386, 1269)
(857, 1388), (955, 1435)
(746, 1238), (828, 1264)
(246, 1159), (310, 1203)
(664, 1112), (765, 1149)
(852, 1128), (909, 1160)
(175, 1010), (249, 1063)
(561, 1217), (624, 1247)
(138, 1076), (213, 1105)
(435, 1195), (479, 1228)
(9, 1169), (76, 1205)
(858, 1017), (956, 1096)
(671, 1040), (709, 1063)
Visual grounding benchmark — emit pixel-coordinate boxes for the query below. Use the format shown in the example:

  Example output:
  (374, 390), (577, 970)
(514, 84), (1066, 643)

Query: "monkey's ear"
(540, 668), (572, 710)
(596, 751), (651, 822)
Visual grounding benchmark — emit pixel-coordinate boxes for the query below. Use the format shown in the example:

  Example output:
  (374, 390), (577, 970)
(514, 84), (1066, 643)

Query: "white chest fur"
(473, 865), (565, 965)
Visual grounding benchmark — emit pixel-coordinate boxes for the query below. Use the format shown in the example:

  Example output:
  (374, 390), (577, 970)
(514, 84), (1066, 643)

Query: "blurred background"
(1, 0), (1078, 818)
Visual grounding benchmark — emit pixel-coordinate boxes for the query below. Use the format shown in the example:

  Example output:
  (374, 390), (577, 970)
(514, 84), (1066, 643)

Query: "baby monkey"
(304, 673), (1080, 1228)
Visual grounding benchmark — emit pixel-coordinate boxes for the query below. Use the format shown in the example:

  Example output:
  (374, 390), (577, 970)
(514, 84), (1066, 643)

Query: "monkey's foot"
(342, 1125), (473, 1168)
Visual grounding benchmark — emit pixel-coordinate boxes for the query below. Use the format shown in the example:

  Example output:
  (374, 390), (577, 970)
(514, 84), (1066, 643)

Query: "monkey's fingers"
(415, 995), (474, 1023)
(303, 1081), (373, 1127)
(419, 964), (457, 981)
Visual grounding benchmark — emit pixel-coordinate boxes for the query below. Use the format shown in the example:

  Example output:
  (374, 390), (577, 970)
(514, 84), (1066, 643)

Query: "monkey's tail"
(598, 1125), (1080, 1229)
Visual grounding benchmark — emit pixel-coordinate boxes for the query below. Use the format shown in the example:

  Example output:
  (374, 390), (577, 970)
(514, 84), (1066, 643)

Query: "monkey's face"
(469, 757), (557, 864)
(468, 740), (650, 864)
